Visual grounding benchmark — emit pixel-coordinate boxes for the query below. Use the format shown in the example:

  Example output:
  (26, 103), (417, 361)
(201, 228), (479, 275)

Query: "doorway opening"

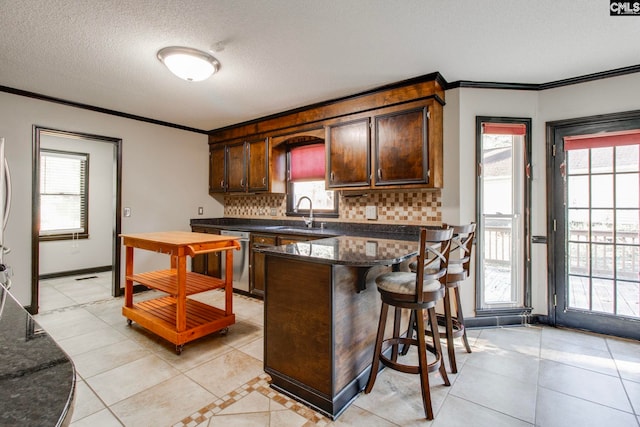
(31, 126), (122, 314)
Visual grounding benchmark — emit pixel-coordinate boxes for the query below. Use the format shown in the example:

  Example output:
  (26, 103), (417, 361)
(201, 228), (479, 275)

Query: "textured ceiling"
(1, 0), (638, 132)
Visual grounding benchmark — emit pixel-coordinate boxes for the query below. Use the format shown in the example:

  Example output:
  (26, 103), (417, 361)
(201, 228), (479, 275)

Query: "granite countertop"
(256, 235), (419, 266)
(190, 217), (425, 241)
(0, 284), (75, 426)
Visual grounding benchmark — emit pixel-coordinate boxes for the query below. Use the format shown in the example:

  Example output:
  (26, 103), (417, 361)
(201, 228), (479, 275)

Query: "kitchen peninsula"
(258, 235), (419, 419)
(0, 284), (75, 425)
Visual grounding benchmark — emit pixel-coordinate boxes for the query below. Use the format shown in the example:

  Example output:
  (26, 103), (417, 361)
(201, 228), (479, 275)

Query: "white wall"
(39, 133), (114, 275)
(0, 91), (223, 305)
(444, 72), (640, 319)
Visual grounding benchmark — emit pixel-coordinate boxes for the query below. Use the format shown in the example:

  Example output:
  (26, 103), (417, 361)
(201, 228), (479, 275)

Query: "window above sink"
(286, 141), (338, 219)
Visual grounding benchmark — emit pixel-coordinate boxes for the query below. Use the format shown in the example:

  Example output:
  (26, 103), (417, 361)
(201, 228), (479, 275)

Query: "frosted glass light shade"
(157, 46), (220, 82)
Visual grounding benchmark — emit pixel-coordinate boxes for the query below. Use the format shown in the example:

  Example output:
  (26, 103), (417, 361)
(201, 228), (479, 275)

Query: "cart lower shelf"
(122, 296), (235, 353)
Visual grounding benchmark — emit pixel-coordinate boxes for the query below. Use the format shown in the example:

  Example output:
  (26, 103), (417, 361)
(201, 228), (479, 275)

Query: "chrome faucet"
(294, 196), (314, 228)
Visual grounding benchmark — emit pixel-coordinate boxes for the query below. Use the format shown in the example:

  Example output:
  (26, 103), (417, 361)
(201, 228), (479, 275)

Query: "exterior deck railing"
(484, 225), (640, 280)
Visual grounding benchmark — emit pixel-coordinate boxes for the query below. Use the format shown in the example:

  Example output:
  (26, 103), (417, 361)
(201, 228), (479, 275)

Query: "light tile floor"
(34, 275), (640, 426)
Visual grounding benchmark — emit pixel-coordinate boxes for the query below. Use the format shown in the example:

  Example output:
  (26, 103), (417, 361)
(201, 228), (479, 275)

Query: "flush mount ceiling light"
(157, 46), (220, 82)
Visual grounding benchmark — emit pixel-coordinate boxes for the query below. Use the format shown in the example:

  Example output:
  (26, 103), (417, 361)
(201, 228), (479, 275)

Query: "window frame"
(285, 142), (339, 218)
(39, 148), (90, 241)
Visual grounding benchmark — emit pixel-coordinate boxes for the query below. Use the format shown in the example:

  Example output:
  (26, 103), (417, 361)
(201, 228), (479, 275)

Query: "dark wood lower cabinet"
(264, 255), (394, 419)
(250, 233), (320, 297)
(249, 233), (276, 296)
(191, 227), (221, 278)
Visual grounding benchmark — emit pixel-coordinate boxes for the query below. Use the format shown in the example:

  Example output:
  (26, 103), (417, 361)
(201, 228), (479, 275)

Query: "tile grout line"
(605, 337), (640, 420)
(172, 373), (332, 427)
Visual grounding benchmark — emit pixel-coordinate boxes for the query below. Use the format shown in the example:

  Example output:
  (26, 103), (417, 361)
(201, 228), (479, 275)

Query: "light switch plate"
(123, 207), (131, 217)
(365, 205), (377, 220)
(366, 241), (377, 257)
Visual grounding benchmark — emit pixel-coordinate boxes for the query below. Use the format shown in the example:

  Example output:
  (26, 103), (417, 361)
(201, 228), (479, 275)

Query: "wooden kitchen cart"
(121, 231), (241, 354)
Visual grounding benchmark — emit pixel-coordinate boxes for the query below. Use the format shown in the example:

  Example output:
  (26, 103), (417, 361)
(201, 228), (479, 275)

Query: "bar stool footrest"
(380, 337), (443, 375)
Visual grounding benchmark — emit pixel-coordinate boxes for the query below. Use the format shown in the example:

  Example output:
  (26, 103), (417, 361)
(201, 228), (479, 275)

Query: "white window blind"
(40, 149), (89, 237)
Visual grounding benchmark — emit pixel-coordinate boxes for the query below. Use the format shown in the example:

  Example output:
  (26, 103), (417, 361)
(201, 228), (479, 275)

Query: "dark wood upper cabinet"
(209, 144), (226, 193)
(226, 141), (246, 192)
(326, 102), (435, 190)
(208, 138), (269, 194)
(209, 74), (445, 192)
(375, 106), (429, 186)
(327, 118), (370, 188)
(246, 138), (269, 192)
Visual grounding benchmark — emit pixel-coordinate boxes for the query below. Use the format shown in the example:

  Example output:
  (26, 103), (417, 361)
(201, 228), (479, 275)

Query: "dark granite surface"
(0, 284), (75, 426)
(190, 217), (424, 241)
(256, 235), (419, 266)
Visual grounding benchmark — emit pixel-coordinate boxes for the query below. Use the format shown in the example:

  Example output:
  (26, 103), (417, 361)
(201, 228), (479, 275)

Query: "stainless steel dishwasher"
(219, 230), (250, 292)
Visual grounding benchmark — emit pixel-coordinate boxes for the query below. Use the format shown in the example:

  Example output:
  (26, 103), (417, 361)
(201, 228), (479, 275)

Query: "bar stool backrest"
(444, 222), (476, 276)
(415, 226), (454, 304)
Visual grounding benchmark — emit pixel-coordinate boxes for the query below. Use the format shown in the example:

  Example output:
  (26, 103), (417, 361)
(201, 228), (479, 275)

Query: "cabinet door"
(374, 106), (429, 186)
(226, 142), (247, 192)
(190, 227), (221, 278)
(247, 138), (269, 192)
(327, 118), (370, 188)
(209, 145), (226, 193)
(250, 233), (276, 296)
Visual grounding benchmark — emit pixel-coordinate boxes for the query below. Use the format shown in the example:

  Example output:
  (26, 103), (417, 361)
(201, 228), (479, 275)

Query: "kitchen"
(1, 1), (640, 425)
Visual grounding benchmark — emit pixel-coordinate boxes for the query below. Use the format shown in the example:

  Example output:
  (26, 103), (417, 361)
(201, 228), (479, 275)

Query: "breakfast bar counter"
(0, 284), (75, 426)
(258, 235), (418, 419)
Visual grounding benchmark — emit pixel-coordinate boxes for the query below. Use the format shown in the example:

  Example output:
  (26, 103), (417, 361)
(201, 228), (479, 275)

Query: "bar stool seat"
(376, 272), (442, 294)
(364, 227), (453, 420)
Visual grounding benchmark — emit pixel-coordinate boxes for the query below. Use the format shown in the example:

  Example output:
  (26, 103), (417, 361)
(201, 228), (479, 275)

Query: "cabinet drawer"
(277, 235), (314, 245)
(252, 235), (276, 246)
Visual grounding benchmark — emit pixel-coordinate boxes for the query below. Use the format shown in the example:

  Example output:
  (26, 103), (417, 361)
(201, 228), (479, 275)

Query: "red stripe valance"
(290, 144), (325, 180)
(482, 123), (526, 136)
(564, 129), (640, 151)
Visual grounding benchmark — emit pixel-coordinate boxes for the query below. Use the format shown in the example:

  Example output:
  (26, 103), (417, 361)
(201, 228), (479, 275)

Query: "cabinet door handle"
(262, 177), (266, 186)
(330, 171), (335, 182)
(377, 169), (382, 180)
(220, 180), (224, 188)
(241, 178), (245, 187)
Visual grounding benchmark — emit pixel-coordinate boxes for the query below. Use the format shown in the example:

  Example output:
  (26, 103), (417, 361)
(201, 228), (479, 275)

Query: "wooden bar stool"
(439, 223), (476, 373)
(364, 227), (453, 420)
(407, 223), (476, 373)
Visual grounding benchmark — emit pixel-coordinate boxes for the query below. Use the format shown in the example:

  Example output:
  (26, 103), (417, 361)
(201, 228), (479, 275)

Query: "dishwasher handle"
(219, 230), (250, 241)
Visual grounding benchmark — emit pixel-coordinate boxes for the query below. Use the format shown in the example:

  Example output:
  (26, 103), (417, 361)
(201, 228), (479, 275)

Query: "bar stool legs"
(454, 286), (472, 353)
(365, 226), (454, 420)
(365, 302), (450, 420)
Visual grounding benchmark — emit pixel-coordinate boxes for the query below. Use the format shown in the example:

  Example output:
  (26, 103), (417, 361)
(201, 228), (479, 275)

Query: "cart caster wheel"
(219, 327), (229, 336)
(127, 319), (132, 326)
(175, 345), (183, 355)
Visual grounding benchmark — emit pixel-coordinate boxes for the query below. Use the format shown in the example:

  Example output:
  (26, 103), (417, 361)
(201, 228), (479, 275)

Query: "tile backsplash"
(223, 190), (441, 225)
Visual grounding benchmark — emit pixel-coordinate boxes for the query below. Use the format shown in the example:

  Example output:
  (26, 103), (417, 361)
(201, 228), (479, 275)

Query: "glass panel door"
(549, 114), (640, 340)
(565, 138), (640, 317)
(476, 118), (531, 314)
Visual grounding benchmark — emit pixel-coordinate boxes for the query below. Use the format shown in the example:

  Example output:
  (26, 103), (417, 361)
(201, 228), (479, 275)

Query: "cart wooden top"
(121, 231), (240, 255)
